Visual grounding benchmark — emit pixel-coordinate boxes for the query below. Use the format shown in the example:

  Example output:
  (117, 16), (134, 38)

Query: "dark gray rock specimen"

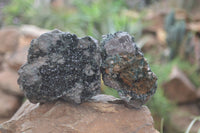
(100, 32), (157, 108)
(18, 30), (101, 104)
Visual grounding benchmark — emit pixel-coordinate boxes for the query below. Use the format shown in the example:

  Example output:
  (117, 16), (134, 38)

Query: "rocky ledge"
(0, 99), (159, 133)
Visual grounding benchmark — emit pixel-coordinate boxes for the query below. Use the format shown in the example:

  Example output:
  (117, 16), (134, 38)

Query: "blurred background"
(0, 0), (200, 132)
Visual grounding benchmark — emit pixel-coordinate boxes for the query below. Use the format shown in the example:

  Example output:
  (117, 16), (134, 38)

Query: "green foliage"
(171, 58), (200, 87)
(160, 118), (164, 133)
(145, 54), (200, 131)
(147, 53), (200, 87)
(146, 63), (173, 125)
(164, 11), (175, 32)
(30, 8), (79, 32)
(176, 0), (196, 12)
(2, 0), (144, 40)
(147, 87), (172, 116)
(3, 0), (35, 25)
(101, 80), (120, 98)
(72, 0), (125, 38)
(164, 11), (186, 60)
(71, 0), (144, 39)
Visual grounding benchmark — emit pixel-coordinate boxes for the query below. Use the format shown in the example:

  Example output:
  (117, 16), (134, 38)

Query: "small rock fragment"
(100, 32), (157, 108)
(18, 30), (101, 104)
(90, 94), (120, 103)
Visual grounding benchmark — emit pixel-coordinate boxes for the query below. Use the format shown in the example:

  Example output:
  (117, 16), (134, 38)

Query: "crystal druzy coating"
(18, 30), (101, 104)
(100, 32), (157, 108)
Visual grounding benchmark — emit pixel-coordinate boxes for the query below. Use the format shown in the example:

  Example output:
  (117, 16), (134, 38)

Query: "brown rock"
(51, 0), (64, 9)
(0, 25), (48, 56)
(139, 35), (159, 53)
(170, 105), (200, 133)
(188, 22), (200, 33)
(18, 25), (50, 48)
(175, 9), (188, 20)
(197, 89), (200, 98)
(20, 25), (50, 38)
(0, 90), (21, 118)
(0, 68), (23, 96)
(4, 46), (28, 71)
(0, 53), (4, 70)
(2, 25), (49, 71)
(0, 118), (9, 124)
(1, 100), (158, 133)
(163, 66), (198, 103)
(143, 10), (166, 34)
(0, 27), (20, 54)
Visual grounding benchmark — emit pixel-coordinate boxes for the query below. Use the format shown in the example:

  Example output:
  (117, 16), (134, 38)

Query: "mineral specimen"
(100, 32), (157, 108)
(18, 30), (101, 104)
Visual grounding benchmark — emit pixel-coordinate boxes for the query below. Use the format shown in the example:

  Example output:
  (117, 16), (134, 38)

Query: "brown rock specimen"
(0, 100), (159, 133)
(163, 66), (198, 103)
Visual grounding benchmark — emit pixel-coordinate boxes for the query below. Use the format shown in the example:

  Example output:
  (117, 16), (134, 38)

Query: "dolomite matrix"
(18, 30), (101, 104)
(100, 32), (157, 108)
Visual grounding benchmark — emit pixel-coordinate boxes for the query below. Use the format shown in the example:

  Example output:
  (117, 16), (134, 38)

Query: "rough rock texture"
(18, 30), (101, 104)
(100, 32), (157, 108)
(0, 100), (159, 133)
(163, 66), (198, 103)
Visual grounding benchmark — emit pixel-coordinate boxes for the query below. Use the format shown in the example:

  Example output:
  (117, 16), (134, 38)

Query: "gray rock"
(100, 32), (157, 108)
(18, 30), (101, 104)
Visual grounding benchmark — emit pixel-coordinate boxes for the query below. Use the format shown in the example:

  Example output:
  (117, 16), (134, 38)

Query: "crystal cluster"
(100, 32), (157, 108)
(18, 30), (101, 104)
